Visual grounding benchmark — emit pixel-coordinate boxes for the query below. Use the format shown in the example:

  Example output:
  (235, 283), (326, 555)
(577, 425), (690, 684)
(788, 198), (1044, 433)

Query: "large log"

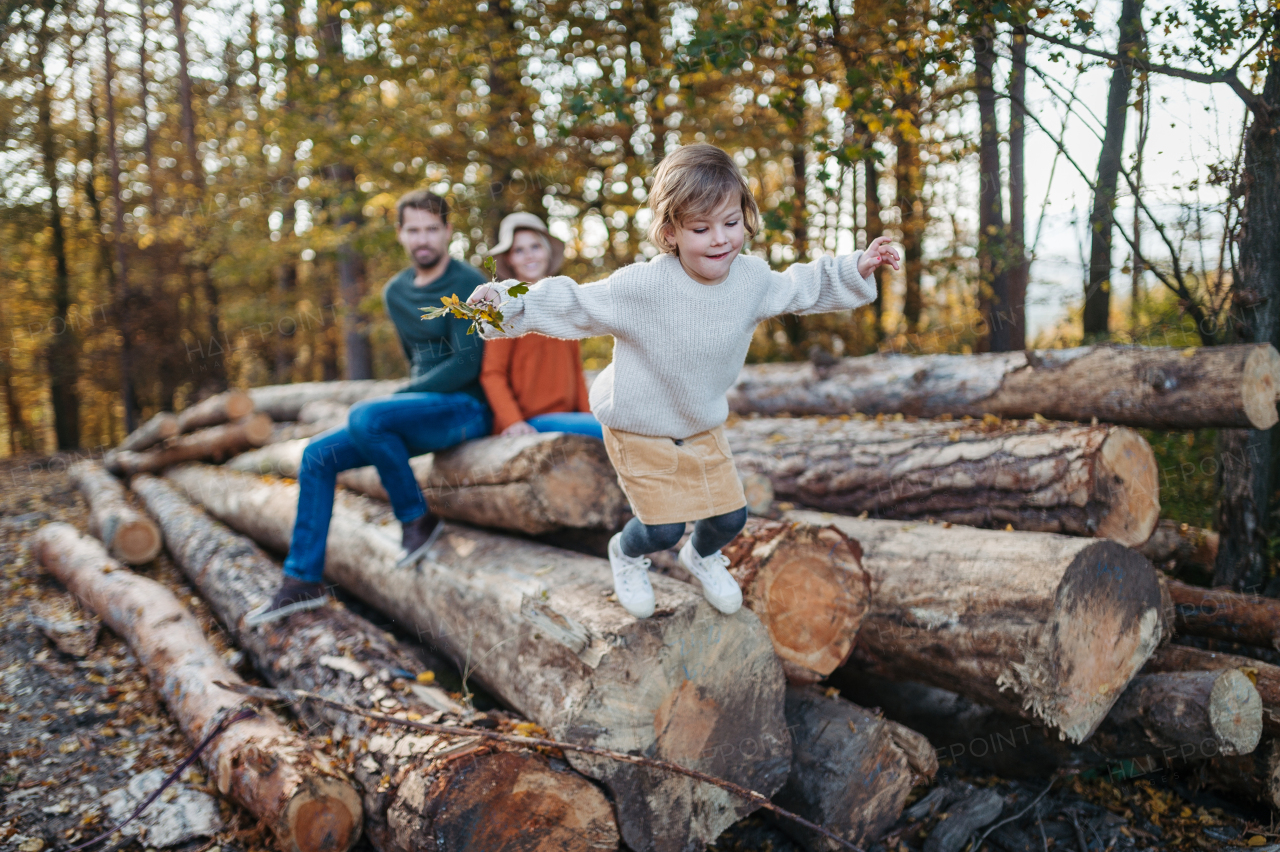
(786, 509), (1165, 743)
(69, 460), (161, 564)
(166, 463), (792, 852)
(30, 523), (362, 852)
(117, 411), (179, 453)
(1144, 644), (1280, 735)
(229, 432), (630, 535)
(110, 413), (274, 476)
(1138, 520), (1220, 575)
(729, 344), (1280, 430)
(247, 380), (405, 421)
(1166, 579), (1280, 650)
(773, 686), (936, 851)
(729, 415), (1159, 547)
(131, 474), (619, 852)
(175, 389), (255, 433)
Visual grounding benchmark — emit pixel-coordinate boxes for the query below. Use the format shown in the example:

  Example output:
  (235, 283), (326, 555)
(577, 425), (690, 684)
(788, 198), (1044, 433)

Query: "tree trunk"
(172, 0), (202, 185)
(1215, 429), (1273, 592)
(131, 475), (620, 852)
(895, 109), (924, 334)
(1007, 24), (1029, 350)
(1195, 739), (1280, 812)
(246, 379), (405, 421)
(728, 343), (1280, 429)
(865, 151), (885, 343)
(176, 389), (254, 433)
(787, 509), (1164, 743)
(1165, 580), (1280, 651)
(1137, 521), (1219, 575)
(117, 411), (180, 453)
(228, 432), (630, 536)
(975, 20), (1009, 352)
(729, 416), (1159, 547)
(1084, 0), (1144, 341)
(773, 686), (935, 851)
(69, 460), (161, 564)
(30, 523), (363, 852)
(1143, 644), (1280, 736)
(97, 0), (138, 433)
(165, 464), (793, 852)
(37, 14), (80, 451)
(108, 413), (273, 475)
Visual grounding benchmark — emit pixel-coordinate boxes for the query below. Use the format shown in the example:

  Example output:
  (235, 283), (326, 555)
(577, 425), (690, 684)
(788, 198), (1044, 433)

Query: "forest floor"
(1, 454), (1278, 852)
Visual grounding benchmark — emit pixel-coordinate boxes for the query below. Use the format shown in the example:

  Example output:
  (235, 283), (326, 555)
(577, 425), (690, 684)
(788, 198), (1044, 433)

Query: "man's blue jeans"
(526, 412), (603, 440)
(283, 392), (492, 583)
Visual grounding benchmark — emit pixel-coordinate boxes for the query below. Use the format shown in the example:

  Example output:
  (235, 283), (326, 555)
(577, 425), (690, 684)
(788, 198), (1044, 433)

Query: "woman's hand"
(502, 421), (538, 437)
(467, 283), (503, 306)
(858, 236), (901, 277)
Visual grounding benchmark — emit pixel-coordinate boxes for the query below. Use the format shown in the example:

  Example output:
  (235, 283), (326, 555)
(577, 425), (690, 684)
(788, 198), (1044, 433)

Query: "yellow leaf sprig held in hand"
(420, 256), (530, 335)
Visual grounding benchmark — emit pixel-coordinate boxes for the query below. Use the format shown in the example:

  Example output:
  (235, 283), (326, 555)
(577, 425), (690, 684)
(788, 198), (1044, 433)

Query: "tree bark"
(975, 19), (1010, 352)
(118, 411), (180, 453)
(1215, 428), (1273, 593)
(176, 389), (255, 433)
(30, 523), (363, 852)
(131, 474), (620, 852)
(865, 150), (885, 342)
(69, 460), (161, 564)
(787, 509), (1164, 743)
(1084, 0), (1144, 340)
(729, 416), (1159, 547)
(1007, 24), (1029, 350)
(108, 413), (273, 476)
(1143, 644), (1280, 736)
(165, 464), (793, 852)
(228, 432), (630, 536)
(773, 686), (936, 851)
(1195, 739), (1280, 813)
(1164, 580), (1280, 651)
(246, 380), (405, 421)
(728, 343), (1280, 430)
(1137, 521), (1219, 575)
(895, 108), (924, 334)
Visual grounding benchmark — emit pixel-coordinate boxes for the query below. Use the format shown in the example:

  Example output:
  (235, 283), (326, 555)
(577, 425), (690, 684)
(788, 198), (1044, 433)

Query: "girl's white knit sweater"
(484, 251), (877, 439)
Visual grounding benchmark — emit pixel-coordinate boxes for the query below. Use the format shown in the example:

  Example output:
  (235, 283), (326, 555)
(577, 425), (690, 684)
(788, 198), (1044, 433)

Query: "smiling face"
(397, 206), (452, 273)
(663, 192), (746, 286)
(506, 229), (552, 281)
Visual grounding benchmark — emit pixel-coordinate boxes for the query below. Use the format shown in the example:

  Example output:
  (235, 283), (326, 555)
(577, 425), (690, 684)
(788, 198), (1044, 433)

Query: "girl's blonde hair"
(646, 144), (761, 254)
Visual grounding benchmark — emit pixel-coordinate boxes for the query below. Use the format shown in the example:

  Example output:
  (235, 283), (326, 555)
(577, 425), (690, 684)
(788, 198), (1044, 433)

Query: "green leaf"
(483, 256), (497, 277)
(507, 282), (530, 297)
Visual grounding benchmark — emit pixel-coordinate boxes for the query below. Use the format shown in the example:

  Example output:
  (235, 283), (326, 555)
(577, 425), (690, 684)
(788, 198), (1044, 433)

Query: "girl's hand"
(467, 284), (503, 306)
(858, 236), (901, 277)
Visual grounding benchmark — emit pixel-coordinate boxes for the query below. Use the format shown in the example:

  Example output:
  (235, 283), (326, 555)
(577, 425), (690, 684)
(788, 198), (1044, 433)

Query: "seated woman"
(480, 213), (602, 440)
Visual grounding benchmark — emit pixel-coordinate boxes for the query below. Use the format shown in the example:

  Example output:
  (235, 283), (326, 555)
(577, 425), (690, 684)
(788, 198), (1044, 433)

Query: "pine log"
(729, 344), (1280, 430)
(228, 433), (630, 535)
(298, 399), (354, 424)
(69, 460), (161, 564)
(176, 390), (255, 433)
(131, 474), (619, 852)
(166, 463), (792, 852)
(1143, 644), (1280, 735)
(729, 415), (1159, 547)
(110, 413), (274, 476)
(773, 686), (935, 851)
(1138, 521), (1220, 574)
(1165, 580), (1280, 651)
(117, 411), (180, 453)
(719, 519), (870, 680)
(247, 380), (405, 422)
(1194, 738), (1280, 812)
(30, 523), (362, 852)
(786, 509), (1165, 743)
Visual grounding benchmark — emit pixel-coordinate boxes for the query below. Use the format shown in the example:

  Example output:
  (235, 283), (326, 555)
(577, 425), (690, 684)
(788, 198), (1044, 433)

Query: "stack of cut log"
(42, 341), (1280, 850)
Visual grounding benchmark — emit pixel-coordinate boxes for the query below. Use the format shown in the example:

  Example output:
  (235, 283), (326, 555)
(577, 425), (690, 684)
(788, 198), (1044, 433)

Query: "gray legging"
(619, 507), (748, 559)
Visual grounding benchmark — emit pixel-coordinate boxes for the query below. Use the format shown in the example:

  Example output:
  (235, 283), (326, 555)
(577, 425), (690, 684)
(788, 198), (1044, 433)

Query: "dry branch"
(30, 523), (362, 852)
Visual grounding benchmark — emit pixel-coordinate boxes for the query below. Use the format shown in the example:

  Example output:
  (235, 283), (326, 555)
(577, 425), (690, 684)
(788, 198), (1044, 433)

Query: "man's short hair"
(396, 190), (449, 228)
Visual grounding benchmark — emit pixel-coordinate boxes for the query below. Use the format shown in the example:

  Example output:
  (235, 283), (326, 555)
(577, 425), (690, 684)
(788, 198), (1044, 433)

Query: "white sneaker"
(607, 533), (655, 619)
(679, 540), (743, 614)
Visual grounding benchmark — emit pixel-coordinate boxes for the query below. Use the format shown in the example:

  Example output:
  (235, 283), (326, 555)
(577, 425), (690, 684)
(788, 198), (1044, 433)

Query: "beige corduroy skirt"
(601, 424), (748, 526)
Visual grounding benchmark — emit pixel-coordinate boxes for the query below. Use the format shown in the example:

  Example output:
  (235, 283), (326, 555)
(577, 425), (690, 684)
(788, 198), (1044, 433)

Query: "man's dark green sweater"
(382, 259), (488, 400)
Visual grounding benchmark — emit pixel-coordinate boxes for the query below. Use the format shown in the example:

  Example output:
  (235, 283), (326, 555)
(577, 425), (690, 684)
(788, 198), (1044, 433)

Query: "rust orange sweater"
(480, 335), (592, 434)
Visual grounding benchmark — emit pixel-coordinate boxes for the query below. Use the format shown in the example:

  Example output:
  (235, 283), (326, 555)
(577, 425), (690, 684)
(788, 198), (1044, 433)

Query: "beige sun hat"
(490, 212), (566, 280)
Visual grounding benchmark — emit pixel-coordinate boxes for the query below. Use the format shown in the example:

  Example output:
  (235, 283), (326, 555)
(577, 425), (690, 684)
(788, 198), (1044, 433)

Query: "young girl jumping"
(469, 143), (899, 619)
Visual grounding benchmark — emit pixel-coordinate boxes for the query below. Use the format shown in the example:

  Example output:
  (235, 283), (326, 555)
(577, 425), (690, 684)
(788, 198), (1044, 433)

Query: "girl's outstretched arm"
(757, 236), (900, 320)
(468, 273), (617, 340)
